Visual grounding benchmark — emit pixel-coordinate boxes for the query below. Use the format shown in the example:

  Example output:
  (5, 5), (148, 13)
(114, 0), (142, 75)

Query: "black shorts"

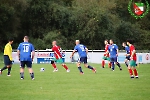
(126, 56), (130, 60)
(78, 57), (87, 64)
(20, 61), (32, 68)
(4, 55), (12, 65)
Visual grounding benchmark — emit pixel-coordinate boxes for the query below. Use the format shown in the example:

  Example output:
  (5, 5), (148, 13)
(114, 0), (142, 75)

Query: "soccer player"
(70, 40), (96, 74)
(101, 40), (111, 68)
(122, 42), (130, 67)
(51, 41), (70, 72)
(17, 36), (35, 80)
(107, 39), (122, 71)
(0, 38), (14, 76)
(126, 40), (138, 78)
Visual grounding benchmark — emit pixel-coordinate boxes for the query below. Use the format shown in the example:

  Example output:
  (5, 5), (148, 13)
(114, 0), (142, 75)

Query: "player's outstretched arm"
(85, 48), (88, 54)
(70, 50), (76, 58)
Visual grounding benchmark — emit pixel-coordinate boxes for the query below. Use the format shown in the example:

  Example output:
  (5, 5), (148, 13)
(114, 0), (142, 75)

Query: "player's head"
(52, 41), (57, 46)
(8, 38), (14, 44)
(126, 39), (132, 46)
(122, 42), (126, 47)
(109, 39), (113, 45)
(23, 36), (29, 42)
(104, 39), (109, 45)
(75, 40), (80, 45)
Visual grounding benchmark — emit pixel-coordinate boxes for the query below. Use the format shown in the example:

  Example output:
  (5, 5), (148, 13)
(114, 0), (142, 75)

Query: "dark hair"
(24, 36), (29, 39)
(126, 39), (133, 44)
(8, 38), (14, 42)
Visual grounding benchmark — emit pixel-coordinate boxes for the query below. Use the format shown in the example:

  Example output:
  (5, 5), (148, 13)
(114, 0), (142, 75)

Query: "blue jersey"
(108, 44), (118, 58)
(125, 46), (130, 54)
(17, 42), (35, 61)
(74, 44), (87, 57)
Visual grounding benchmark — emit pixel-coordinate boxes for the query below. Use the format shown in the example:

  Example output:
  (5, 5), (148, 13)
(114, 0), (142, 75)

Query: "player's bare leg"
(62, 63), (70, 72)
(77, 62), (84, 74)
(20, 68), (25, 79)
(84, 64), (96, 73)
(28, 68), (34, 80)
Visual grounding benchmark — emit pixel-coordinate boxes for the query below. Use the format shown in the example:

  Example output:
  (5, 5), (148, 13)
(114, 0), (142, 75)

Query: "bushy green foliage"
(0, 0), (150, 50)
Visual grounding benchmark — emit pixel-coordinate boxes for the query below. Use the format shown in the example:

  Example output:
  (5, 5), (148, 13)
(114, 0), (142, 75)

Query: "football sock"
(128, 69), (133, 76)
(134, 69), (138, 76)
(102, 60), (105, 68)
(116, 62), (121, 68)
(78, 66), (83, 73)
(20, 72), (24, 78)
(125, 62), (128, 67)
(1, 66), (7, 71)
(30, 73), (34, 79)
(7, 67), (12, 75)
(111, 62), (115, 70)
(87, 65), (93, 70)
(52, 63), (57, 69)
(108, 62), (111, 68)
(62, 64), (68, 70)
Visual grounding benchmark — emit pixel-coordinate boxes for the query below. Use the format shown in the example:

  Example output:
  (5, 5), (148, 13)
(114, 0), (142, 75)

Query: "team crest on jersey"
(128, 0), (149, 19)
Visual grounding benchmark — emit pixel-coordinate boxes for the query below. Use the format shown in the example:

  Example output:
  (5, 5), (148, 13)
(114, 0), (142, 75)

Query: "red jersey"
(129, 45), (136, 61)
(104, 44), (110, 57)
(52, 45), (62, 59)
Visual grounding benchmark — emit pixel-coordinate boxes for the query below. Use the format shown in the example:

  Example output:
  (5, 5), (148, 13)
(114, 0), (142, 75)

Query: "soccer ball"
(40, 68), (45, 72)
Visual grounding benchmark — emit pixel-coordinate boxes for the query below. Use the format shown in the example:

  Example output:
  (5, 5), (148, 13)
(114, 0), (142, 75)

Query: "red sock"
(52, 63), (57, 69)
(102, 60), (105, 67)
(62, 64), (68, 70)
(108, 62), (111, 68)
(128, 69), (133, 76)
(134, 69), (138, 76)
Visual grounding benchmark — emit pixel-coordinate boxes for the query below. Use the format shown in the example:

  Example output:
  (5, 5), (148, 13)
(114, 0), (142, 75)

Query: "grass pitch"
(0, 63), (150, 100)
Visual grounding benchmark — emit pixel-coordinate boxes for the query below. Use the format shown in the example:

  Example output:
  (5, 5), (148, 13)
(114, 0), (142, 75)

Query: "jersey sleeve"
(52, 47), (55, 51)
(74, 46), (78, 51)
(17, 43), (21, 51)
(115, 45), (118, 50)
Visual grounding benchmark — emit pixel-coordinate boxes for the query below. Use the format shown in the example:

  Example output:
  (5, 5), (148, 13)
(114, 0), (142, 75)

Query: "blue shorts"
(126, 56), (130, 60)
(4, 55), (12, 65)
(20, 61), (32, 68)
(78, 57), (87, 64)
(110, 57), (118, 62)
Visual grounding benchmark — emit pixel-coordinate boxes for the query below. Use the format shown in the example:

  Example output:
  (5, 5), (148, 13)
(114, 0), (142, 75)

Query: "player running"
(126, 40), (138, 79)
(70, 40), (96, 74)
(17, 36), (35, 80)
(101, 40), (111, 68)
(0, 38), (14, 76)
(107, 39), (122, 71)
(51, 41), (70, 72)
(122, 42), (130, 67)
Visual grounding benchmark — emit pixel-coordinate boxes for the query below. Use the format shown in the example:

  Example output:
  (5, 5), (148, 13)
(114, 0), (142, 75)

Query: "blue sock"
(87, 65), (93, 70)
(125, 62), (128, 67)
(111, 62), (115, 70)
(78, 67), (83, 73)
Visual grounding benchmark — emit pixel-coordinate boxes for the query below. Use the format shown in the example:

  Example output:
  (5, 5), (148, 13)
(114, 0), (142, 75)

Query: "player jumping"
(126, 40), (138, 79)
(17, 36), (35, 80)
(122, 42), (130, 67)
(101, 40), (111, 68)
(107, 39), (122, 71)
(0, 38), (14, 76)
(51, 41), (70, 72)
(70, 40), (96, 74)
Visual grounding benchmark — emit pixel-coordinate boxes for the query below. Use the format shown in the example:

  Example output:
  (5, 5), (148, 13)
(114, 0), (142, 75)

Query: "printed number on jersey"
(80, 45), (85, 51)
(23, 45), (29, 52)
